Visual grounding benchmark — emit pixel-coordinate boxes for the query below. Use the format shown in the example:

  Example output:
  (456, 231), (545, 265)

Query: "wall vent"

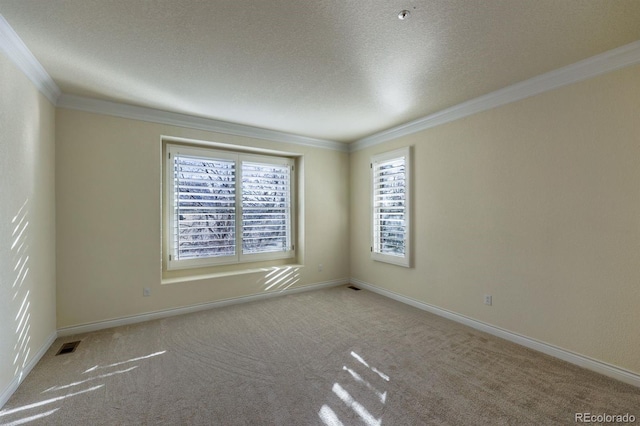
(347, 285), (361, 291)
(56, 341), (81, 356)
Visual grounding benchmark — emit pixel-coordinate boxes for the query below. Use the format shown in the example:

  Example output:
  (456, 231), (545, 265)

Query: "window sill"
(161, 264), (305, 285)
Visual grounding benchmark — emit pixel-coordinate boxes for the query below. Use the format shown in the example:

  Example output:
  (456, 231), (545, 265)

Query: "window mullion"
(288, 164), (293, 251)
(235, 155), (242, 262)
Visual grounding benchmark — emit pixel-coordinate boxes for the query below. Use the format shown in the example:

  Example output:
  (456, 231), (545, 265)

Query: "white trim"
(165, 145), (296, 270)
(162, 135), (303, 158)
(0, 330), (57, 409)
(57, 94), (348, 152)
(351, 39), (640, 151)
(4, 9), (638, 154)
(0, 15), (61, 105)
(162, 264), (306, 285)
(58, 278), (347, 337)
(0, 13), (339, 150)
(350, 278), (640, 388)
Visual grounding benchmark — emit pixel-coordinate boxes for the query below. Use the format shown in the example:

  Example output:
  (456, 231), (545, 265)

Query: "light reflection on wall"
(257, 266), (301, 292)
(10, 200), (32, 382)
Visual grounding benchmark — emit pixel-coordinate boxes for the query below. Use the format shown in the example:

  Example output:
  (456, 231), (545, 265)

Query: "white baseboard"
(350, 278), (640, 388)
(0, 330), (57, 409)
(58, 278), (347, 337)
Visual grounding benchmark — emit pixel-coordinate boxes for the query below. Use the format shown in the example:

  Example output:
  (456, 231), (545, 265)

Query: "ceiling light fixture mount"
(398, 10), (411, 20)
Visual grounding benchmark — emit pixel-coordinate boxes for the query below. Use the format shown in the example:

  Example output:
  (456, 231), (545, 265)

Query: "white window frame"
(371, 147), (411, 267)
(165, 144), (295, 270)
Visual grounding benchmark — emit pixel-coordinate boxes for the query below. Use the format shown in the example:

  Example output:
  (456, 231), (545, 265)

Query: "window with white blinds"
(241, 158), (291, 255)
(371, 147), (411, 267)
(166, 144), (294, 270)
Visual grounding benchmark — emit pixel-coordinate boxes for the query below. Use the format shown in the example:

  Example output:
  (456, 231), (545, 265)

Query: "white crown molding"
(0, 330), (57, 409)
(57, 94), (348, 152)
(0, 14), (61, 105)
(4, 8), (638, 154)
(57, 278), (347, 337)
(351, 39), (640, 152)
(350, 278), (640, 388)
(0, 12), (340, 151)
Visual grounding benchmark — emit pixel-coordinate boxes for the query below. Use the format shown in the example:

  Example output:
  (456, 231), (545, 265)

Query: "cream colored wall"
(350, 65), (640, 374)
(55, 109), (349, 328)
(0, 55), (56, 396)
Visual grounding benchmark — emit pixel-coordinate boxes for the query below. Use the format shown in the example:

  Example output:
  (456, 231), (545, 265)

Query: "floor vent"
(56, 341), (81, 356)
(347, 285), (361, 291)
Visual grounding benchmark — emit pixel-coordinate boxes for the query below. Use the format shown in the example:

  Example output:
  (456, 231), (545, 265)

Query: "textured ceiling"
(1, 0), (640, 143)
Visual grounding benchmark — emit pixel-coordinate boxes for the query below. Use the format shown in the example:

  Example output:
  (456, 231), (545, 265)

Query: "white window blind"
(242, 160), (291, 255)
(166, 144), (295, 270)
(172, 154), (236, 261)
(371, 147), (411, 267)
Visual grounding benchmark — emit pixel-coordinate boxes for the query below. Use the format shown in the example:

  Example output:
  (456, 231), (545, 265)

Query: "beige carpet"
(1, 285), (638, 425)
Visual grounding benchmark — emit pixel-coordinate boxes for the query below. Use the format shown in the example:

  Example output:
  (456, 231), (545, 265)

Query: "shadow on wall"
(10, 199), (33, 385)
(257, 266), (301, 292)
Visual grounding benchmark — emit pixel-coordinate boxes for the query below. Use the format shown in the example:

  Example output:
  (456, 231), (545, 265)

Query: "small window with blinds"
(166, 145), (295, 270)
(371, 147), (411, 267)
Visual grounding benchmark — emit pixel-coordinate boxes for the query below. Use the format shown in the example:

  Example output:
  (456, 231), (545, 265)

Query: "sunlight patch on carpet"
(44, 366), (138, 393)
(351, 351), (389, 381)
(332, 382), (381, 426)
(318, 404), (345, 426)
(1, 408), (59, 426)
(319, 350), (390, 426)
(83, 350), (166, 373)
(0, 385), (103, 418)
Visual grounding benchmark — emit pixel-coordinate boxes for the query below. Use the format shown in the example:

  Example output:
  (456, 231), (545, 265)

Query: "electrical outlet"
(143, 287), (151, 297)
(484, 294), (492, 306)
(318, 264), (323, 272)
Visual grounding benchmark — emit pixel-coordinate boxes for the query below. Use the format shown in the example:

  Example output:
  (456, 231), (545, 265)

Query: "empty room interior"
(1, 1), (640, 424)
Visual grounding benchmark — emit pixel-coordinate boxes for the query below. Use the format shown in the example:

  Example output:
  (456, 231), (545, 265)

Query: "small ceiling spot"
(398, 10), (411, 20)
